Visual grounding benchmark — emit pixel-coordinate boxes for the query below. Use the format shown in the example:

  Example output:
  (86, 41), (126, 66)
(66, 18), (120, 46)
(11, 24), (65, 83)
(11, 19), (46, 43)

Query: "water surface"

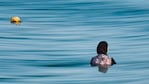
(0, 0), (149, 84)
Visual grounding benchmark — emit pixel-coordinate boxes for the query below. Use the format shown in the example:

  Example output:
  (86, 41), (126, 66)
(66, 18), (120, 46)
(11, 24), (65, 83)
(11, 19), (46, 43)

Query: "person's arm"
(111, 57), (117, 65)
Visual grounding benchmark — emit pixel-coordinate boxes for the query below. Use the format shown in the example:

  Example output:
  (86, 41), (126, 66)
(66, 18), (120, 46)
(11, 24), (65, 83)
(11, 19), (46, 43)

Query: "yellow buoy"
(10, 16), (21, 24)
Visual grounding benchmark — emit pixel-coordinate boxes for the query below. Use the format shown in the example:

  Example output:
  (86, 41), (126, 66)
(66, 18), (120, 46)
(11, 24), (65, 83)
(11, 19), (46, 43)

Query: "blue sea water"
(0, 0), (149, 84)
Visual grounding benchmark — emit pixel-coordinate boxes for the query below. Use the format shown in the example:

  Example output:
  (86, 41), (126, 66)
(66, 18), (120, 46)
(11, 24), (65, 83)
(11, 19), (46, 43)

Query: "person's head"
(97, 41), (108, 55)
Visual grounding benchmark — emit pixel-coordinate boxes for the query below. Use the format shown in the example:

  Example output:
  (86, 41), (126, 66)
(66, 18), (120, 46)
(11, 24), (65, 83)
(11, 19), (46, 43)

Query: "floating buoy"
(10, 16), (21, 24)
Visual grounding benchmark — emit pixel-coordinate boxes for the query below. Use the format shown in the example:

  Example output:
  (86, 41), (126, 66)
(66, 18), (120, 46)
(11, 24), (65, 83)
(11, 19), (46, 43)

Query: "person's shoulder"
(90, 55), (98, 66)
(90, 55), (98, 62)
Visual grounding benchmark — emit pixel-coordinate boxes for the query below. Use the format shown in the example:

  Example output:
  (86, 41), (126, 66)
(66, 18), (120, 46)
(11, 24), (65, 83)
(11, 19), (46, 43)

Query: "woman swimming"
(90, 41), (116, 66)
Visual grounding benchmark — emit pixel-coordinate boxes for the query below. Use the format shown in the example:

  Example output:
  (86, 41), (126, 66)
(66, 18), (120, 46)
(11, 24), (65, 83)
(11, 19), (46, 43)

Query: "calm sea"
(0, 0), (149, 84)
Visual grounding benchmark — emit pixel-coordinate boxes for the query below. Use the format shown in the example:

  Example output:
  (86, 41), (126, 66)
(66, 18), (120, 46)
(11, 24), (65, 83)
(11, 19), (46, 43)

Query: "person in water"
(90, 41), (116, 69)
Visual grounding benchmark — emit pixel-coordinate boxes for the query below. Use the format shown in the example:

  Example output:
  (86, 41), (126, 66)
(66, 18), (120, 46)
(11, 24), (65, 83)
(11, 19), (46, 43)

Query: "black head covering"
(97, 41), (108, 55)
